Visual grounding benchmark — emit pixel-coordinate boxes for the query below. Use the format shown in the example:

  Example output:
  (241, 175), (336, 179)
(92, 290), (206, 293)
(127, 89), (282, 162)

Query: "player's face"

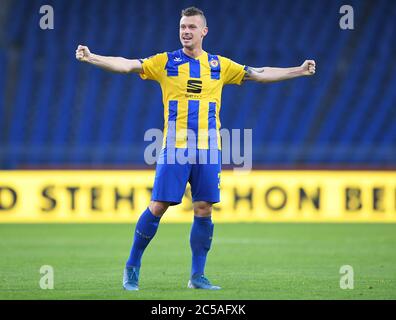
(179, 15), (208, 50)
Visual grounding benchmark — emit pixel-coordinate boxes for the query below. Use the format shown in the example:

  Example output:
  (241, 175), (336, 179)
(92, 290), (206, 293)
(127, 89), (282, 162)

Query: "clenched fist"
(301, 60), (316, 76)
(75, 45), (91, 62)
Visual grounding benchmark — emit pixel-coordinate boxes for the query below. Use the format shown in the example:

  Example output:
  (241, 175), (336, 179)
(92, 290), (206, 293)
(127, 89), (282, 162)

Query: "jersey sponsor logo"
(174, 57), (182, 62)
(187, 79), (202, 93)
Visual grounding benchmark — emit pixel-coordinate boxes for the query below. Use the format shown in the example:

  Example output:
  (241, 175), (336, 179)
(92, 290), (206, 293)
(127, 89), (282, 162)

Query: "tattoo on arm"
(253, 67), (265, 73)
(243, 67), (253, 80)
(243, 66), (264, 80)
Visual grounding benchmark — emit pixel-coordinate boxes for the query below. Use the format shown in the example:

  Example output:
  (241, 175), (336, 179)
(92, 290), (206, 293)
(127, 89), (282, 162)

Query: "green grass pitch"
(0, 223), (395, 299)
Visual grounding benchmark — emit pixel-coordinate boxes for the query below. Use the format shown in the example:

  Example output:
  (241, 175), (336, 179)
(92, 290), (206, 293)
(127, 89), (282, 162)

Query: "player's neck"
(182, 47), (204, 59)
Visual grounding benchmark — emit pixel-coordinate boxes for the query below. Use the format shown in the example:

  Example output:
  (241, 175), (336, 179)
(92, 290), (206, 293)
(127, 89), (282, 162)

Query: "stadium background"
(0, 0), (395, 301)
(0, 0), (395, 168)
(0, 0), (395, 222)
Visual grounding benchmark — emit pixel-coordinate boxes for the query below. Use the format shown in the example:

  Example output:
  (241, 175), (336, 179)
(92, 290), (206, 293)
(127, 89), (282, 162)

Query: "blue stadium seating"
(0, 0), (395, 168)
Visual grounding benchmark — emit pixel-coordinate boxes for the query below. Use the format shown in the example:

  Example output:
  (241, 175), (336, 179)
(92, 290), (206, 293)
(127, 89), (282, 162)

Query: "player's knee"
(149, 201), (170, 217)
(193, 201), (213, 217)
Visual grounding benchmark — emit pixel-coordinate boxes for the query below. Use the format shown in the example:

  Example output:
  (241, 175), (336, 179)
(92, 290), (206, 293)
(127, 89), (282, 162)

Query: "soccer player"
(76, 7), (315, 291)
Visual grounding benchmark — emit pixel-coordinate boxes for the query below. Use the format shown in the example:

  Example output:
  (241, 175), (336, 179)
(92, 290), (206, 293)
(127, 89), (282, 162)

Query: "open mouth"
(183, 36), (193, 40)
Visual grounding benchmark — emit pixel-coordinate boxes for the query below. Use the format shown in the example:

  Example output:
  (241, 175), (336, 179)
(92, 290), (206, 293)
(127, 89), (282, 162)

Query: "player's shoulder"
(166, 49), (182, 55)
(212, 54), (233, 69)
(215, 55), (245, 70)
(204, 51), (224, 60)
(141, 52), (168, 62)
(164, 49), (184, 59)
(218, 55), (235, 63)
(206, 53), (231, 64)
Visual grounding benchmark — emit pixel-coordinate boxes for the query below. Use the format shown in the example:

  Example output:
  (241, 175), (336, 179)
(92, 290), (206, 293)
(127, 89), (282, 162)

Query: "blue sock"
(190, 216), (214, 277)
(126, 207), (161, 268)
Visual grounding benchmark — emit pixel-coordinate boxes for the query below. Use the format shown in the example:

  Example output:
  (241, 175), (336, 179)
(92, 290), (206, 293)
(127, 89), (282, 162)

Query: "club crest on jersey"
(209, 60), (219, 68)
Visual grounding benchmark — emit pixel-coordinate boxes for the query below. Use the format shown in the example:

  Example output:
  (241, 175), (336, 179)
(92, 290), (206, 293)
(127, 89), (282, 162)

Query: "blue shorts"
(151, 148), (221, 205)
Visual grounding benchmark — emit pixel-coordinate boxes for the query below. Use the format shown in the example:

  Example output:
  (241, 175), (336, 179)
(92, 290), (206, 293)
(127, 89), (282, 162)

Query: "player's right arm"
(75, 45), (142, 74)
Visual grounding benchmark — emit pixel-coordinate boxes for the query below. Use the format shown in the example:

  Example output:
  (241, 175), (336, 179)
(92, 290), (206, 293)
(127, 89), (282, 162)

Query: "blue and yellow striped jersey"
(139, 49), (246, 150)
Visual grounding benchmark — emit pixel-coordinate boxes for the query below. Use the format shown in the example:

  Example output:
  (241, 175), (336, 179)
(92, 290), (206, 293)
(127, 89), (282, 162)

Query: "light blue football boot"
(123, 266), (140, 291)
(187, 274), (221, 290)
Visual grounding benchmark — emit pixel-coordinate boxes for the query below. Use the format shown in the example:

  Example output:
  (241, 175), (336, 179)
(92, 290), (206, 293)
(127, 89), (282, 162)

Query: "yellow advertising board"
(0, 170), (395, 223)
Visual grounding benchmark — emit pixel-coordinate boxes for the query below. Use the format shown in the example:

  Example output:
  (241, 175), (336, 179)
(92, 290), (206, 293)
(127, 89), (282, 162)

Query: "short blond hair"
(181, 7), (207, 26)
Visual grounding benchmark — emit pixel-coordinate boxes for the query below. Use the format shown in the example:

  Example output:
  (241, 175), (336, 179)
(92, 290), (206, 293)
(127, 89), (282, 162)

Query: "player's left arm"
(243, 60), (316, 83)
